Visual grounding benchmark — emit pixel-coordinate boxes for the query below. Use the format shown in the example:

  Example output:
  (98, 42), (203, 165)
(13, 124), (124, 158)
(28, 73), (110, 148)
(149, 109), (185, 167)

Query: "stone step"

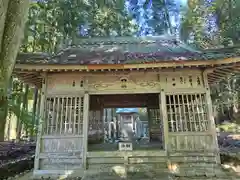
(82, 172), (171, 180)
(169, 163), (228, 177)
(83, 164), (170, 180)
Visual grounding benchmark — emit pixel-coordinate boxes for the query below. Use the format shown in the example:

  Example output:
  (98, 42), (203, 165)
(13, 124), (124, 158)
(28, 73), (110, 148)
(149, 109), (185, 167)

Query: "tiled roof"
(16, 36), (240, 65)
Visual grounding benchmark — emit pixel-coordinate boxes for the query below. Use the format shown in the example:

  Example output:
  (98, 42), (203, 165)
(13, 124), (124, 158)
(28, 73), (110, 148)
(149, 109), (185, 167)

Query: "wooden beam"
(208, 79), (216, 83)
(231, 67), (240, 72)
(217, 68), (238, 74)
(208, 73), (226, 79)
(214, 62), (240, 69)
(21, 74), (38, 80)
(207, 75), (219, 81)
(212, 70), (230, 77)
(204, 62), (240, 74)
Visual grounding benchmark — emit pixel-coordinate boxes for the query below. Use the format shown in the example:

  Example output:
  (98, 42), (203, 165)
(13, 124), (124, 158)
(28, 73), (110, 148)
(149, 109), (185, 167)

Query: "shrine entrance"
(87, 93), (164, 152)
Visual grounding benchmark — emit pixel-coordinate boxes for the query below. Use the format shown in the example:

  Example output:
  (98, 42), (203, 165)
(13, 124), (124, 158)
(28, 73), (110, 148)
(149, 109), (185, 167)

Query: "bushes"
(217, 122), (240, 133)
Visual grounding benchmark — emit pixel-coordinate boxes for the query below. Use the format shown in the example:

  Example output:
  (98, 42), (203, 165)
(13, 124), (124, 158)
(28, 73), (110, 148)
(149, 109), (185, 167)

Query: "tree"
(21, 0), (137, 53)
(180, 0), (240, 124)
(0, 0), (30, 140)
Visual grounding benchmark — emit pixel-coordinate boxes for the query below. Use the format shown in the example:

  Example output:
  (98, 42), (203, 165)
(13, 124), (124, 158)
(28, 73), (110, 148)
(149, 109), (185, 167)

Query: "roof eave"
(13, 57), (240, 88)
(14, 57), (240, 72)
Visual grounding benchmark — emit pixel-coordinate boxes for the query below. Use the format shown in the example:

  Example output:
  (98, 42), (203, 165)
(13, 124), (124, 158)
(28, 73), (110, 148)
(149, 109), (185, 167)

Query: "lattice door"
(38, 95), (85, 170)
(165, 93), (215, 152)
(148, 108), (163, 142)
(44, 96), (84, 135)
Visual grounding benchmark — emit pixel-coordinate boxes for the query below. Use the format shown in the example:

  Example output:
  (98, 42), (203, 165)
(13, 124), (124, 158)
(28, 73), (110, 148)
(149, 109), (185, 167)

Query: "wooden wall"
(46, 69), (205, 95)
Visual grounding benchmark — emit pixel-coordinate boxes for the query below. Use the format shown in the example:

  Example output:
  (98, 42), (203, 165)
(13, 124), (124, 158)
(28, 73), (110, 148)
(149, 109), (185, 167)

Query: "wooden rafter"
(205, 60), (240, 84)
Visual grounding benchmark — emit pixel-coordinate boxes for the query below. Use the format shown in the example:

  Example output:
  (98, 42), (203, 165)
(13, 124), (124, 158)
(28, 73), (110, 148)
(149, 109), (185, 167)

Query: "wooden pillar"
(82, 93), (89, 169)
(100, 105), (104, 143)
(36, 92), (41, 128)
(34, 73), (47, 171)
(160, 90), (168, 154)
(147, 107), (151, 140)
(203, 70), (220, 163)
(103, 109), (107, 142)
(31, 87), (38, 140)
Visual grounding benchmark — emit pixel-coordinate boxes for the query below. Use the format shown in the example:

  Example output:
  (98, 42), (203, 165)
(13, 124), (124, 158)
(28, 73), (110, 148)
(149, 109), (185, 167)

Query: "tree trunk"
(0, 94), (8, 141)
(0, 0), (30, 141)
(0, 1), (9, 48)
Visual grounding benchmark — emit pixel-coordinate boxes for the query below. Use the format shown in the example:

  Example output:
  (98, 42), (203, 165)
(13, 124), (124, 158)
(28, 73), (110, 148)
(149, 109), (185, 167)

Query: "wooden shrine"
(14, 36), (240, 178)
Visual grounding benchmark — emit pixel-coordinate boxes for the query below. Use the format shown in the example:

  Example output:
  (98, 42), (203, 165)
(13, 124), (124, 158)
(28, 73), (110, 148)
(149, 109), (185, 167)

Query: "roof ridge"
(71, 35), (178, 45)
(53, 35), (182, 56)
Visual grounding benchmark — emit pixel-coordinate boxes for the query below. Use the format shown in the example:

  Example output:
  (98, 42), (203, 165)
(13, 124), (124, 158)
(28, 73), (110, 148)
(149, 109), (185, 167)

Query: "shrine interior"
(88, 93), (164, 151)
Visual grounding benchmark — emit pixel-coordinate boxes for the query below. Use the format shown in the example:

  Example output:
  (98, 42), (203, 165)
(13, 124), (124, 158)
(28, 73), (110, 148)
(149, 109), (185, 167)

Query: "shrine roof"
(116, 108), (139, 114)
(16, 36), (240, 65)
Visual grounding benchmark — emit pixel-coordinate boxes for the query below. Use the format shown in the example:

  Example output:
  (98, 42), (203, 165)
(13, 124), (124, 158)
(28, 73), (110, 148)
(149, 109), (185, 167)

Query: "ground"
(1, 130), (240, 180)
(13, 162), (240, 180)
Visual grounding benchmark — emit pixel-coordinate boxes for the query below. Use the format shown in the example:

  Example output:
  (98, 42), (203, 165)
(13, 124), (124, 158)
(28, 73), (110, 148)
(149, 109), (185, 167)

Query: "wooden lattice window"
(149, 109), (161, 125)
(166, 93), (208, 132)
(44, 96), (84, 135)
(89, 110), (102, 131)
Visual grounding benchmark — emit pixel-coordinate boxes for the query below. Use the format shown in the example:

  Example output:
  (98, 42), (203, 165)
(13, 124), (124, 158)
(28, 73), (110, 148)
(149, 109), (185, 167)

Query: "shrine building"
(14, 36), (240, 178)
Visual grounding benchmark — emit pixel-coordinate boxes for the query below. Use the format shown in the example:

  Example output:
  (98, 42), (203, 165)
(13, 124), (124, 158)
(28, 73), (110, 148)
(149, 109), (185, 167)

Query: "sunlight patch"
(112, 166), (127, 178)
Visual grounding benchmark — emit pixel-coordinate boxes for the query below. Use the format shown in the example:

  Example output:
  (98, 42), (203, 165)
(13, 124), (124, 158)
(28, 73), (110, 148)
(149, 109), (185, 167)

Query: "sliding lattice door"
(88, 110), (103, 144)
(165, 93), (215, 152)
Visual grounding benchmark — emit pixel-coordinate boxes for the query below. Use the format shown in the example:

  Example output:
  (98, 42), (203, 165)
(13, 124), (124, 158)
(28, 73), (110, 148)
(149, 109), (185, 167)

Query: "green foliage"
(181, 0), (240, 47)
(21, 0), (137, 53)
(9, 78), (37, 137)
(180, 0), (214, 48)
(213, 0), (240, 45)
(211, 75), (240, 104)
(181, 0), (240, 123)
(8, 100), (37, 135)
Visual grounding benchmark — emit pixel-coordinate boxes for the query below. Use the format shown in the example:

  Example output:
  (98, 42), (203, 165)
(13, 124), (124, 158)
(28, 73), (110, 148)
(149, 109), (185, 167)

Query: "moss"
(217, 123), (240, 132)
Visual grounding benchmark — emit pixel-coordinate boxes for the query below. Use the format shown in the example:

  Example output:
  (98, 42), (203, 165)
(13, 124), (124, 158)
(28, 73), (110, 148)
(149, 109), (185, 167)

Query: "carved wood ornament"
(92, 75), (159, 91)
